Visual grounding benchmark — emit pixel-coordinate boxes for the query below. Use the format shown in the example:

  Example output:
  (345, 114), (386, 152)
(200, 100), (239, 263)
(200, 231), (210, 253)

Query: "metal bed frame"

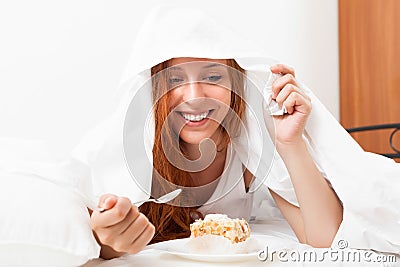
(346, 123), (400, 159)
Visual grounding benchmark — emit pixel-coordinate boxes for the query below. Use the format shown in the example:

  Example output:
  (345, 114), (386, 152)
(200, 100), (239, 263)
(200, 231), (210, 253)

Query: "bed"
(1, 138), (399, 267)
(346, 123), (400, 159)
(82, 220), (400, 267)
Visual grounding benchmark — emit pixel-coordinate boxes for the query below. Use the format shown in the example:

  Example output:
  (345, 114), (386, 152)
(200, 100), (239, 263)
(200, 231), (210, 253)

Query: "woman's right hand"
(90, 194), (155, 258)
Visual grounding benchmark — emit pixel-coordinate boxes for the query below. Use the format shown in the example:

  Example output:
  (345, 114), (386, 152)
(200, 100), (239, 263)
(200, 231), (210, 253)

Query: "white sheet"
(82, 220), (400, 267)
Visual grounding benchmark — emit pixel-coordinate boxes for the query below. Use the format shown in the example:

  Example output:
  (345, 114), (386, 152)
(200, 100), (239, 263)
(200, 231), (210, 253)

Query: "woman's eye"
(204, 75), (222, 82)
(168, 77), (184, 84)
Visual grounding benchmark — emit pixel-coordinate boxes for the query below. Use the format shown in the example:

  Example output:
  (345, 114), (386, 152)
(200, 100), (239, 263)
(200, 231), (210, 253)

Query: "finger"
(270, 64), (295, 76)
(102, 196), (118, 211)
(272, 74), (299, 99)
(283, 92), (312, 115)
(108, 206), (140, 235)
(275, 83), (310, 104)
(127, 223), (156, 254)
(111, 214), (154, 254)
(105, 212), (152, 254)
(98, 197), (132, 227)
(98, 194), (117, 209)
(99, 194), (117, 205)
(122, 213), (151, 242)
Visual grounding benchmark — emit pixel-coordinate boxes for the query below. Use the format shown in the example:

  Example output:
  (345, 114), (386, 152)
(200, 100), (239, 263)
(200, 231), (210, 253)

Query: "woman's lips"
(180, 110), (209, 121)
(177, 109), (215, 126)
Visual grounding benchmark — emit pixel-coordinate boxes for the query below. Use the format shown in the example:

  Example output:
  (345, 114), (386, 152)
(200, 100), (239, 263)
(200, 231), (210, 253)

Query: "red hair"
(139, 58), (246, 243)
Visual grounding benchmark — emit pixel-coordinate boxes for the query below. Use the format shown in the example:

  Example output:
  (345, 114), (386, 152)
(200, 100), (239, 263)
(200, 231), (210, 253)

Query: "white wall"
(0, 0), (338, 157)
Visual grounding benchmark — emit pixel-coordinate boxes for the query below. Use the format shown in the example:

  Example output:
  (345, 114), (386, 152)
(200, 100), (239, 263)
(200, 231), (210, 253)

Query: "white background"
(0, 0), (338, 157)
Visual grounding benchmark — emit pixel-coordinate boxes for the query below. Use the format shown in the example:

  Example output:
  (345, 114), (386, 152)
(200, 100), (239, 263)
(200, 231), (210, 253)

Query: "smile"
(179, 110), (212, 122)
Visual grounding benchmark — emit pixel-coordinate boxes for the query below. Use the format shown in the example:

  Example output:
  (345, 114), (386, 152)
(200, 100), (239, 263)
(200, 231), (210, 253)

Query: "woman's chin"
(180, 134), (213, 146)
(179, 124), (221, 145)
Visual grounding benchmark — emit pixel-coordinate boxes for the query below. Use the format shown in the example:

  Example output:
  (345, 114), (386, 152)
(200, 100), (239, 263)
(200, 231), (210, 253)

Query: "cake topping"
(190, 213), (250, 243)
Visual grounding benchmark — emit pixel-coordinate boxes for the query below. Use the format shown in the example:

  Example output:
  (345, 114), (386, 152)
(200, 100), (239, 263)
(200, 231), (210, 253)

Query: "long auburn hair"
(139, 58), (246, 243)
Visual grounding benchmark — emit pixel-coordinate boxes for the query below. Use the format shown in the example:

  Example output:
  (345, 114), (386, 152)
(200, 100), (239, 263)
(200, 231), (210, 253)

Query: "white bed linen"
(82, 220), (399, 267)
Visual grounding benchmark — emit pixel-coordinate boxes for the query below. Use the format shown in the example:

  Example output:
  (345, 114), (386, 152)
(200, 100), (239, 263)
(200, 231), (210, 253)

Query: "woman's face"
(165, 57), (232, 146)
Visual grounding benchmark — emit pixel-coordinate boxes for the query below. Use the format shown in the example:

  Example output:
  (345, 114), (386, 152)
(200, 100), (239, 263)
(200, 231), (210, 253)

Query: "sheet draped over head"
(71, 5), (400, 253)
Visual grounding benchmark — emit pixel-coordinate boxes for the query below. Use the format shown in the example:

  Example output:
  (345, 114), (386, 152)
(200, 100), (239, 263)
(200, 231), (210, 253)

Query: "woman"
(91, 56), (344, 258)
(78, 5), (399, 260)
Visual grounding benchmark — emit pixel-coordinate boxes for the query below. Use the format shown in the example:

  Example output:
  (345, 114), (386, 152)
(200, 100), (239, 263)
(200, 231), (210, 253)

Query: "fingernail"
(98, 207), (106, 213)
(98, 197), (112, 213)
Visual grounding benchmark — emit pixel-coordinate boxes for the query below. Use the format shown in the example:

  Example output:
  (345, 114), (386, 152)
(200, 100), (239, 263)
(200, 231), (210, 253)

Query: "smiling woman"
(142, 58), (246, 242)
(155, 58), (244, 152)
(69, 4), (400, 261)
(164, 59), (233, 147)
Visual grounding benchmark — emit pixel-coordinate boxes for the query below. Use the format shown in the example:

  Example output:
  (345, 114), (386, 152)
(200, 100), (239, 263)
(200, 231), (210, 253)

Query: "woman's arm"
(268, 64), (343, 247)
(270, 141), (343, 247)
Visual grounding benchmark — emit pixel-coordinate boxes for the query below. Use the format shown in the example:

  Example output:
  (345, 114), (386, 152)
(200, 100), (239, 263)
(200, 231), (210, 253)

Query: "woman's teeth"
(181, 111), (209, 122)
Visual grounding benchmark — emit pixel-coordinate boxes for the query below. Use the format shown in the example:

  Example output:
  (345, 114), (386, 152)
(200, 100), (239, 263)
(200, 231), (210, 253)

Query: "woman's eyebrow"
(169, 66), (183, 71)
(202, 63), (225, 69)
(168, 63), (225, 71)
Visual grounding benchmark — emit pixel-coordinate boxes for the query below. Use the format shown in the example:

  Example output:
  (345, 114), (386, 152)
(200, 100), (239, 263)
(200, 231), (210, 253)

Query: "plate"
(147, 235), (266, 263)
(164, 250), (259, 263)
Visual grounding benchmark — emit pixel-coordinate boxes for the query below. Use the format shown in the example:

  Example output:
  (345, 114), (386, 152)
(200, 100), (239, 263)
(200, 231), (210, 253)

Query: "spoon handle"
(97, 189), (181, 212)
(98, 198), (150, 212)
(131, 198), (156, 206)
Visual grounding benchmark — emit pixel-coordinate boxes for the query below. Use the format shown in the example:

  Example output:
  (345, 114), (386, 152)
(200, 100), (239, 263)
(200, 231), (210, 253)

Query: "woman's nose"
(181, 82), (206, 102)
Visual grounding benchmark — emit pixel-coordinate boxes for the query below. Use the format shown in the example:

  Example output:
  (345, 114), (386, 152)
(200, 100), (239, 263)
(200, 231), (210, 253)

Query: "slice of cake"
(190, 214), (250, 243)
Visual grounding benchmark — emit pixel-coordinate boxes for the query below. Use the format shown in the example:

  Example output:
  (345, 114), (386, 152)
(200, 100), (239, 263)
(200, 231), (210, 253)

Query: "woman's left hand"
(270, 64), (311, 147)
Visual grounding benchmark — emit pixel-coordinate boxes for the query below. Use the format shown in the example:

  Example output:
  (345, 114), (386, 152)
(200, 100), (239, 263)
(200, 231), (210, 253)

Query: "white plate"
(164, 249), (259, 263)
(147, 235), (266, 263)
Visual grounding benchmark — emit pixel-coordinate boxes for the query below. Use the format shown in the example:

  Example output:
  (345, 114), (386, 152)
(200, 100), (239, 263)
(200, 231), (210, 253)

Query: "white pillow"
(0, 167), (100, 267)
